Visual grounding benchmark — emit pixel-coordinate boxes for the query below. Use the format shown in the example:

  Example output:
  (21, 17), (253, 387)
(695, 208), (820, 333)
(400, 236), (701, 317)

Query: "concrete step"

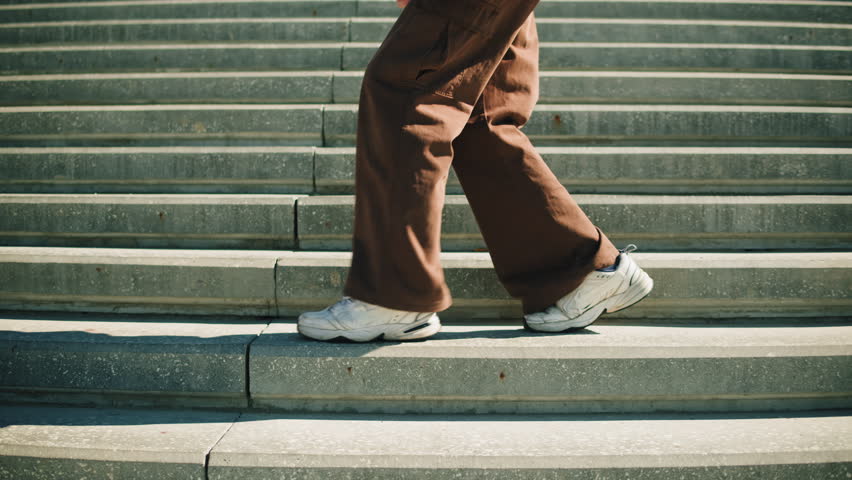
(3, 18), (850, 45)
(0, 194), (301, 249)
(1, 194), (847, 251)
(348, 18), (852, 45)
(297, 194), (852, 252)
(0, 18), (352, 44)
(4, 71), (852, 107)
(2, 312), (850, 413)
(2, 42), (850, 75)
(344, 42), (852, 74)
(2, 104), (850, 147)
(0, 105), (324, 147)
(0, 405), (238, 479)
(0, 312), (267, 408)
(0, 247), (849, 318)
(315, 146), (852, 195)
(0, 405), (849, 479)
(324, 104), (852, 147)
(2, 0), (849, 23)
(2, 146), (849, 195)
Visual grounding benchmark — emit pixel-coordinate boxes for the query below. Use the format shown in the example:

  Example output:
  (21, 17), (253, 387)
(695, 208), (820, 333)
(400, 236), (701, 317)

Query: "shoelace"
(621, 244), (638, 254)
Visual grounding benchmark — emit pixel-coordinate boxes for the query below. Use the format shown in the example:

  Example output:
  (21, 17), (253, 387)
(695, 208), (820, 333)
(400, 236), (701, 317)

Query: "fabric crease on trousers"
(344, 0), (620, 315)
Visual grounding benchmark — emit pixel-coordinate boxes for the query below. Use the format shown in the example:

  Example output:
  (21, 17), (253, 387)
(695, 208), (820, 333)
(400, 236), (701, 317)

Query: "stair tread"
(0, 404), (849, 475)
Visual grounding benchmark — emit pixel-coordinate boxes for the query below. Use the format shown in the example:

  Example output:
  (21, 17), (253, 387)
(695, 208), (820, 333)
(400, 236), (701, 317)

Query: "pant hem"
(343, 286), (453, 313)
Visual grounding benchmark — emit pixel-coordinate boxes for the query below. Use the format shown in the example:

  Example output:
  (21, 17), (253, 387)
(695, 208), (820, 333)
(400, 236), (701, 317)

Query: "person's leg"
(343, 0), (541, 312)
(452, 15), (651, 327)
(451, 15), (618, 315)
(299, 0), (541, 341)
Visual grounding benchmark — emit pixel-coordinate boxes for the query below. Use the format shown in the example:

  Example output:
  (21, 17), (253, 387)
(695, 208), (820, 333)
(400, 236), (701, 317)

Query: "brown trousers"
(344, 0), (619, 314)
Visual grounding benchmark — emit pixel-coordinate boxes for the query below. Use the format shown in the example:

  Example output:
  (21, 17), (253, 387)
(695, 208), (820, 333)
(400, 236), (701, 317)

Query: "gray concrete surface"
(0, 312), (267, 407)
(0, 43), (343, 74)
(2, 248), (849, 318)
(0, 194), (301, 249)
(4, 71), (850, 107)
(296, 194), (852, 251)
(349, 18), (852, 45)
(0, 105), (323, 147)
(0, 72), (336, 106)
(0, 405), (238, 480)
(0, 247), (279, 315)
(2, 0), (850, 23)
(250, 322), (852, 413)
(4, 18), (849, 45)
(342, 42), (852, 73)
(274, 251), (852, 319)
(208, 412), (852, 478)
(314, 146), (852, 195)
(3, 42), (850, 75)
(0, 146), (316, 194)
(323, 104), (852, 147)
(331, 71), (852, 106)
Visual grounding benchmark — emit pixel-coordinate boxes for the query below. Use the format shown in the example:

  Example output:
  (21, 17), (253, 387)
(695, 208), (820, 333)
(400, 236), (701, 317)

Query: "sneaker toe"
(524, 306), (568, 324)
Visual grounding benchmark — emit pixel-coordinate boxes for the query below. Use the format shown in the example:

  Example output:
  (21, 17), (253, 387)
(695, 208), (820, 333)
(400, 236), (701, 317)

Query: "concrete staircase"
(0, 0), (850, 477)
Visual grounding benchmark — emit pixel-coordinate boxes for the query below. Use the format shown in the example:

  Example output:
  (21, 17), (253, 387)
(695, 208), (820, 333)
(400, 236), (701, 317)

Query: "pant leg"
(344, 0), (540, 312)
(451, 15), (620, 315)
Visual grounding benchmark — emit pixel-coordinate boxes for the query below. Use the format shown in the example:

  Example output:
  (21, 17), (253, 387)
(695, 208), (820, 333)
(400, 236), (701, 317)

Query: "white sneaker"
(298, 297), (441, 342)
(524, 245), (653, 332)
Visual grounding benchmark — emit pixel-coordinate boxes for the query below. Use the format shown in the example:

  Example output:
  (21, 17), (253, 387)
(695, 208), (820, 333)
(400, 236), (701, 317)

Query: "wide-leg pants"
(343, 0), (619, 314)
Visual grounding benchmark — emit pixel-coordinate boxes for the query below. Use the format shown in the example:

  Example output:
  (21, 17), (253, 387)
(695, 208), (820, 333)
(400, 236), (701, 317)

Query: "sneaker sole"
(298, 315), (442, 343)
(526, 272), (654, 333)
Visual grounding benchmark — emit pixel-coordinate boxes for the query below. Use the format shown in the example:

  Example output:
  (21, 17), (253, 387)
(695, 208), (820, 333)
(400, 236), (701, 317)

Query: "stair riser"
(0, 148), (317, 194)
(3, 20), (850, 46)
(323, 106), (852, 147)
(350, 20), (852, 45)
(1, 195), (847, 250)
(344, 44), (852, 74)
(3, 317), (851, 414)
(2, 106), (849, 147)
(2, 148), (847, 195)
(3, 44), (850, 74)
(298, 197), (852, 251)
(4, 73), (851, 107)
(0, 196), (299, 250)
(0, 107), (324, 147)
(315, 149), (852, 195)
(1, 250), (848, 318)
(2, 0), (850, 23)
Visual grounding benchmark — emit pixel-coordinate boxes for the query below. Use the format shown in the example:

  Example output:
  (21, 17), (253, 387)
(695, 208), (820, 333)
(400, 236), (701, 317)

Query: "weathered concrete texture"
(0, 1), (357, 22)
(0, 405), (238, 480)
(343, 42), (852, 73)
(1, 146), (848, 196)
(2, 0), (850, 23)
(0, 193), (301, 249)
(274, 251), (852, 319)
(324, 104), (852, 147)
(0, 43), (343, 75)
(0, 146), (315, 194)
(0, 72), (335, 106)
(331, 71), (852, 106)
(296, 194), (852, 251)
(0, 247), (279, 315)
(0, 105), (323, 147)
(250, 322), (852, 413)
(350, 18), (852, 45)
(314, 146), (852, 195)
(0, 312), (266, 407)
(0, 19), (351, 44)
(208, 412), (852, 478)
(8, 71), (847, 108)
(352, 0), (852, 23)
